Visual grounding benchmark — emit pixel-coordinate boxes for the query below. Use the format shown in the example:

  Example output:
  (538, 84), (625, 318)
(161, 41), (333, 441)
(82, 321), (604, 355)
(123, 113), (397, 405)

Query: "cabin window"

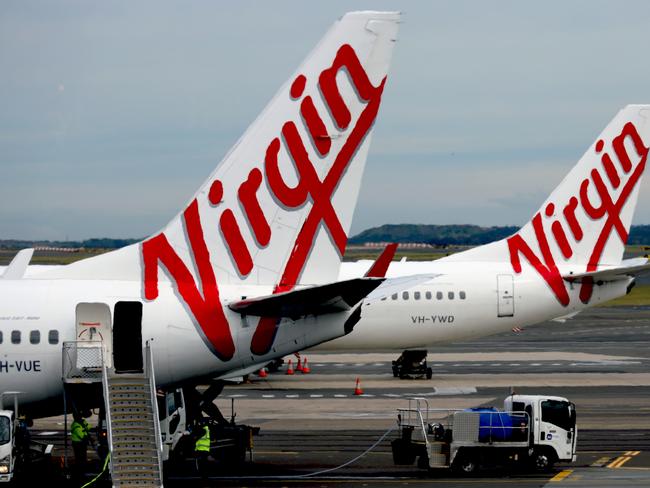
(391, 293), (398, 300)
(425, 291), (432, 300)
(11, 330), (21, 344)
(448, 291), (455, 300)
(414, 291), (421, 300)
(459, 291), (466, 300)
(30, 330), (40, 345)
(48, 330), (59, 345)
(0, 331), (3, 344)
(436, 291), (443, 300)
(402, 291), (409, 300)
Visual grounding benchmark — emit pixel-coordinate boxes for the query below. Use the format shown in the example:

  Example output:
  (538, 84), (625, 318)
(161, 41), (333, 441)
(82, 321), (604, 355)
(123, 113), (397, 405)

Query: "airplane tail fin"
(42, 11), (400, 289)
(444, 105), (650, 304)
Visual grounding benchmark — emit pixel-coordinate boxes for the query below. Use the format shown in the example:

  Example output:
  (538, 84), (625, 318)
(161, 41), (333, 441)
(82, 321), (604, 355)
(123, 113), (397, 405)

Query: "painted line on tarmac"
(607, 451), (639, 468)
(590, 456), (612, 467)
(549, 469), (573, 482)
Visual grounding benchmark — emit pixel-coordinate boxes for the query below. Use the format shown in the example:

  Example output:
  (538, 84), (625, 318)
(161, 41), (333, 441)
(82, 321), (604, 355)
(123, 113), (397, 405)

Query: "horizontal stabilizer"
(228, 277), (384, 318)
(1, 249), (34, 280)
(562, 258), (650, 282)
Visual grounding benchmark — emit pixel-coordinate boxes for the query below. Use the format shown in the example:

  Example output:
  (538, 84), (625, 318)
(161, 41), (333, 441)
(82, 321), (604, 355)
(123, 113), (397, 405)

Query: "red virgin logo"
(507, 122), (649, 306)
(141, 44), (387, 360)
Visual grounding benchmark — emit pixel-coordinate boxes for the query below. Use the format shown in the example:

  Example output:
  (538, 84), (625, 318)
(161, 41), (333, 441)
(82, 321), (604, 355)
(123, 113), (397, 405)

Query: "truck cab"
(0, 395), (17, 483)
(504, 394), (577, 468)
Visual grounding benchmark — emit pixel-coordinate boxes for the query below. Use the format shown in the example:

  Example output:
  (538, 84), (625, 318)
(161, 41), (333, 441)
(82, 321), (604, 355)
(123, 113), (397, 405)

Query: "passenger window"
(0, 331), (2, 344)
(402, 291), (409, 300)
(414, 291), (421, 300)
(391, 293), (398, 300)
(48, 330), (59, 345)
(381, 296), (387, 301)
(30, 330), (40, 345)
(448, 291), (455, 300)
(436, 291), (443, 300)
(11, 330), (21, 344)
(460, 291), (466, 300)
(425, 291), (432, 300)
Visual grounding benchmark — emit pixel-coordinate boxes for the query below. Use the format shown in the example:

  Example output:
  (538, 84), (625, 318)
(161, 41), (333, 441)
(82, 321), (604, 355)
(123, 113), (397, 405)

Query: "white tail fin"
(445, 105), (650, 305)
(43, 11), (400, 286)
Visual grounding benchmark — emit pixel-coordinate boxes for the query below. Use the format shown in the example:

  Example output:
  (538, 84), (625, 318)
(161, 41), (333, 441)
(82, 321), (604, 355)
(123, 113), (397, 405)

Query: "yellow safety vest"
(71, 419), (90, 443)
(195, 426), (210, 452)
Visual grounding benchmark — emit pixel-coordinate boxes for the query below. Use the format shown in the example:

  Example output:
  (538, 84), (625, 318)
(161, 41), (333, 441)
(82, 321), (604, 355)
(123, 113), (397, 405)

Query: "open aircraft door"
(497, 274), (515, 317)
(75, 303), (113, 369)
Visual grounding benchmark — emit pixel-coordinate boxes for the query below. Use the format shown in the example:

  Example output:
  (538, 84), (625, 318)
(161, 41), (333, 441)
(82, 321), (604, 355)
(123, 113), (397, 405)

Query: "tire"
(532, 450), (555, 472)
(453, 453), (478, 475)
(426, 368), (433, 380)
(392, 367), (399, 378)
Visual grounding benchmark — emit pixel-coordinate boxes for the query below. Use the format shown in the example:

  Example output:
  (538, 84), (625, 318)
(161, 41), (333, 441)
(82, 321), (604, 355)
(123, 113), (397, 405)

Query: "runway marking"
(227, 394), (247, 398)
(373, 363), (385, 366)
(531, 363), (542, 366)
(334, 394), (347, 398)
(509, 363), (521, 366)
(309, 394), (323, 398)
(549, 469), (573, 482)
(262, 394), (275, 398)
(285, 394), (299, 398)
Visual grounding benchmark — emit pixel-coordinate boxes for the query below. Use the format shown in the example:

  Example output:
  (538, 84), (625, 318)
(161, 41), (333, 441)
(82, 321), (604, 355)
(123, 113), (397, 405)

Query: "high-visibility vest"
(71, 419), (89, 443)
(195, 426), (210, 452)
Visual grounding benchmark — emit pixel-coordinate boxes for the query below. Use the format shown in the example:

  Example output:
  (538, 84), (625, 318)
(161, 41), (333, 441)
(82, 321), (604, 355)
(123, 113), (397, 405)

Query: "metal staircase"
(103, 344), (163, 487)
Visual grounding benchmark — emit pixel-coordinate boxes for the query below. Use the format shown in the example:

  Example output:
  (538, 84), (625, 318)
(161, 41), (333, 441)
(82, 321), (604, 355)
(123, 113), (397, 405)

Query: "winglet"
(365, 243), (398, 277)
(1, 249), (34, 280)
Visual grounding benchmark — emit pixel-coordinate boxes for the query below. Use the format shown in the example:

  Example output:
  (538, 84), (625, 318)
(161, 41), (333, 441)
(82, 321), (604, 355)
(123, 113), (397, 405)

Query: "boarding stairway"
(102, 344), (164, 487)
(62, 340), (164, 487)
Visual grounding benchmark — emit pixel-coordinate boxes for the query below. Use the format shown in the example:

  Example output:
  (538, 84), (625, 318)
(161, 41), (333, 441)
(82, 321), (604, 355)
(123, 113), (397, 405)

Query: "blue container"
(465, 408), (513, 442)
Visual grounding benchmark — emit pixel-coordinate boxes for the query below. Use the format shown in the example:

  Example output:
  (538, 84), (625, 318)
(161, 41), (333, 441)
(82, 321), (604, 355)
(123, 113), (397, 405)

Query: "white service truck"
(392, 394), (577, 474)
(0, 392), (53, 483)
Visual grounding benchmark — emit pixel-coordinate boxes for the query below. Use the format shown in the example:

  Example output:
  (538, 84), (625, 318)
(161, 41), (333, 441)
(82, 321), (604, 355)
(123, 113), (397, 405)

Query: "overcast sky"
(2, 1), (650, 240)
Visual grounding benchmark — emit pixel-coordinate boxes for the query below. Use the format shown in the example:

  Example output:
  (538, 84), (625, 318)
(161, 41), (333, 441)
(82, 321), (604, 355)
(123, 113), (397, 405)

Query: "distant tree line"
(3, 224), (650, 250)
(0, 238), (141, 250)
(348, 224), (650, 246)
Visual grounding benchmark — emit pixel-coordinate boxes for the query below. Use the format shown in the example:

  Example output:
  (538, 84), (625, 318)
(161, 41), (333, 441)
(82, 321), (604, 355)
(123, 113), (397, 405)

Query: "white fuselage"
(320, 258), (630, 350)
(0, 278), (352, 412)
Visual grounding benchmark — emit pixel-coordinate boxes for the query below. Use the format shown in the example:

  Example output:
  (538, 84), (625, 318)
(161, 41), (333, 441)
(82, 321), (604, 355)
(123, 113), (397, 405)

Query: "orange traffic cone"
(286, 359), (295, 375)
(353, 377), (363, 395)
(258, 367), (268, 378)
(301, 357), (311, 374)
(296, 357), (303, 372)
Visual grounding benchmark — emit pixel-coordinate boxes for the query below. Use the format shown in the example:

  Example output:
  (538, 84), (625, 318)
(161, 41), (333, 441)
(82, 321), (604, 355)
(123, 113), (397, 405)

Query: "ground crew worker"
(71, 413), (91, 469)
(194, 423), (211, 474)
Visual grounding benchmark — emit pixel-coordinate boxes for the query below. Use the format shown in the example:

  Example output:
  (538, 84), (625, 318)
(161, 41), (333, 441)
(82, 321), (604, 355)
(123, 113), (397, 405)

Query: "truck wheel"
(426, 368), (433, 380)
(392, 367), (399, 378)
(453, 454), (478, 475)
(532, 451), (555, 472)
(417, 454), (429, 469)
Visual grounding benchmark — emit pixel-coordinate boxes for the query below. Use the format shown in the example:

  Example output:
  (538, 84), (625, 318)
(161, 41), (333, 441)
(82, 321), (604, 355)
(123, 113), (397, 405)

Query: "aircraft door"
(113, 301), (143, 373)
(75, 303), (112, 369)
(497, 274), (515, 317)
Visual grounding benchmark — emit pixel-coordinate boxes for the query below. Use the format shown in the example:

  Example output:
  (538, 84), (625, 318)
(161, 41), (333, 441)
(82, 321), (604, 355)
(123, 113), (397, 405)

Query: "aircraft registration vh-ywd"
(0, 11), (403, 418)
(329, 105), (650, 351)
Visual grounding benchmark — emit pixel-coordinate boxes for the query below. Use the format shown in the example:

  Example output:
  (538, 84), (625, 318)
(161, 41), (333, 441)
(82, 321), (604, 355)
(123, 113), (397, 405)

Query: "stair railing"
(145, 341), (164, 482)
(101, 362), (115, 479)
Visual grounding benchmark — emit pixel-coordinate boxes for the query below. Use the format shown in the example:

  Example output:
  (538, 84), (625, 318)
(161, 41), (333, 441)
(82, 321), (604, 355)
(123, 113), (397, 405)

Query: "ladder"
(102, 344), (163, 487)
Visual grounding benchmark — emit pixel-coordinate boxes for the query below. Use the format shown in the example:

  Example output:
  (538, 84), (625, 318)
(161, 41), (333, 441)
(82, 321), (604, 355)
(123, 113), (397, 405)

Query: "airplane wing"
(1, 248), (34, 280)
(562, 257), (650, 282)
(228, 277), (384, 318)
(365, 274), (441, 302)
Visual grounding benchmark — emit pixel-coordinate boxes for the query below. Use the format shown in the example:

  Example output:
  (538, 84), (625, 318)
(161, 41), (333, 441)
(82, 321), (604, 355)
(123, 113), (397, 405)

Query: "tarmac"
(28, 306), (650, 487)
